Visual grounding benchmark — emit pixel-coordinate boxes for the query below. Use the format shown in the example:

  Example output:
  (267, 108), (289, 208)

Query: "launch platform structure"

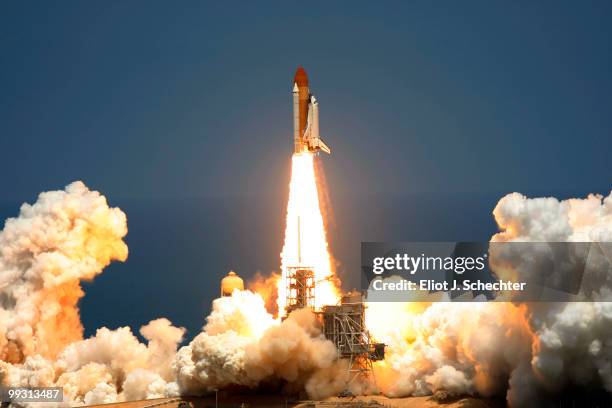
(285, 266), (316, 314)
(285, 216), (316, 315)
(321, 292), (385, 392)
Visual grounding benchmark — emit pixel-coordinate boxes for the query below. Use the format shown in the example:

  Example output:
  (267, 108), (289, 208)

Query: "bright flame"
(278, 152), (340, 315)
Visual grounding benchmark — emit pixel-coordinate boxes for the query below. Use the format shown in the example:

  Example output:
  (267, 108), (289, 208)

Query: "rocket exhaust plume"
(278, 152), (340, 316)
(278, 66), (340, 316)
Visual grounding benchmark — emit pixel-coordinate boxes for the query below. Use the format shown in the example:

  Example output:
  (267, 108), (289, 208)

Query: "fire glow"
(278, 152), (340, 316)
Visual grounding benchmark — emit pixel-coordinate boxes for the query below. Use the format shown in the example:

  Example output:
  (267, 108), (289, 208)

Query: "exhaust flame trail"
(278, 152), (340, 316)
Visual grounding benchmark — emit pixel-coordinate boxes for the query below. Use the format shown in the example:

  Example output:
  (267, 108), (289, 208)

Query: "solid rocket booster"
(292, 66), (331, 154)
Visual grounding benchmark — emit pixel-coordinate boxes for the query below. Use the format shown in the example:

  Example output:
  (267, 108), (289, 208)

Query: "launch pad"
(321, 293), (386, 389)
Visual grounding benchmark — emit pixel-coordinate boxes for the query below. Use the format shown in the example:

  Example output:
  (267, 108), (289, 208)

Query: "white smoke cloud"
(1, 319), (186, 405)
(0, 182), (185, 405)
(492, 191), (612, 404)
(426, 365), (473, 400)
(370, 191), (612, 407)
(173, 291), (344, 398)
(370, 302), (533, 400)
(0, 181), (128, 362)
(53, 318), (185, 403)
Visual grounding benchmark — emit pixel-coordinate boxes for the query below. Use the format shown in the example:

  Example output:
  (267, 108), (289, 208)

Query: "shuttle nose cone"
(294, 66), (309, 87)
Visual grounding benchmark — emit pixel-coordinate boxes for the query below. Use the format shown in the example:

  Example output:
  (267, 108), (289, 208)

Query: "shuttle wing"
(310, 137), (331, 154)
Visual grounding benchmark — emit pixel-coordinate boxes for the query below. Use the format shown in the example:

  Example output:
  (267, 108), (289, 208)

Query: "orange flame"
(278, 152), (340, 316)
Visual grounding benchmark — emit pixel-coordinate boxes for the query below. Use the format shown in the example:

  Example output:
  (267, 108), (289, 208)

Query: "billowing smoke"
(247, 271), (280, 317)
(1, 181), (612, 406)
(494, 192), (612, 406)
(173, 290), (345, 399)
(1, 318), (186, 404)
(0, 181), (128, 362)
(0, 182), (186, 405)
(368, 302), (534, 402)
(369, 191), (612, 407)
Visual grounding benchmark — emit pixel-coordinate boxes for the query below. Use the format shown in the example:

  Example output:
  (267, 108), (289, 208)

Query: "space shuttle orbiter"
(292, 66), (331, 155)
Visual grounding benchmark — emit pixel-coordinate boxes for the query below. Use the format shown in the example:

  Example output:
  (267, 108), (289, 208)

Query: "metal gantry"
(285, 266), (316, 315)
(321, 292), (385, 391)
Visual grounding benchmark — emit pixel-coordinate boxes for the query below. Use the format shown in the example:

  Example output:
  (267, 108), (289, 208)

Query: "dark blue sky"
(1, 2), (611, 338)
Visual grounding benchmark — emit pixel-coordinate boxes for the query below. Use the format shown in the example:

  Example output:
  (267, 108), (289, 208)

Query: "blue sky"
(1, 1), (610, 337)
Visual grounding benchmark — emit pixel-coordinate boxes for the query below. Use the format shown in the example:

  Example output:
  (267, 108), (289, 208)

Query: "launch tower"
(285, 266), (316, 314)
(285, 216), (317, 315)
(321, 292), (385, 390)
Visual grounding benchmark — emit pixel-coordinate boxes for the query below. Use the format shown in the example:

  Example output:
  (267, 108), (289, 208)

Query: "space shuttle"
(292, 66), (331, 155)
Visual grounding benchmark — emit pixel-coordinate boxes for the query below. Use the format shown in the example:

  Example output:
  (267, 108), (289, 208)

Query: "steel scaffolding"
(285, 266), (316, 315)
(321, 292), (385, 392)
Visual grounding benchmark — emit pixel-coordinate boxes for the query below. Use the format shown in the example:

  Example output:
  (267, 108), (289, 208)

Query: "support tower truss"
(321, 293), (385, 393)
(285, 266), (315, 315)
